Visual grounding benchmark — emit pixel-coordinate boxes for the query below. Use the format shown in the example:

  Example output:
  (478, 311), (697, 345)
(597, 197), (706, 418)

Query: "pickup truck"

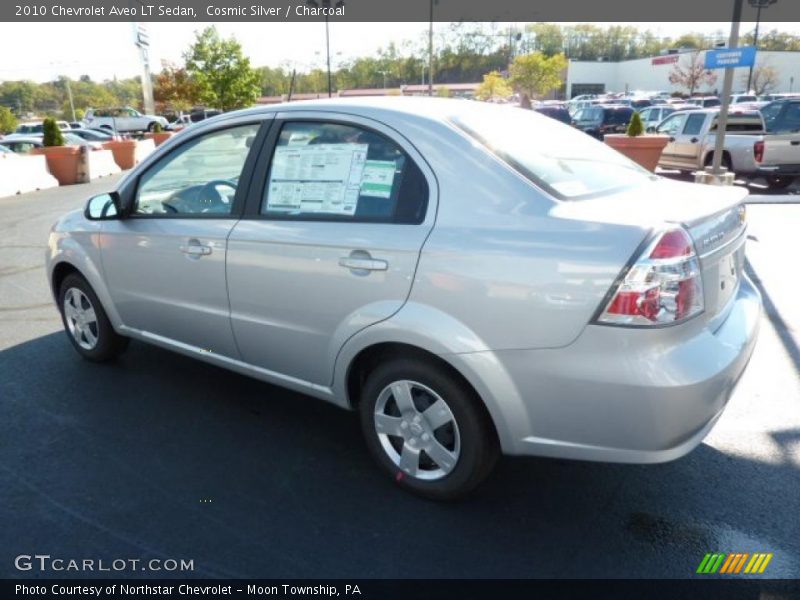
(83, 107), (168, 133)
(757, 99), (800, 189)
(655, 107), (799, 190)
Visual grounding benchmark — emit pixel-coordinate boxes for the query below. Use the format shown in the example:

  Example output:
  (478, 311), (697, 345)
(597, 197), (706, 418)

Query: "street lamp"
(378, 70), (388, 91)
(306, 0), (345, 98)
(746, 0), (777, 93)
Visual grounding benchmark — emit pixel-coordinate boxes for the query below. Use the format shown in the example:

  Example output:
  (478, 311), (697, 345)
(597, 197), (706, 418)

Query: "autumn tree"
(0, 106), (17, 134)
(668, 51), (718, 96)
(744, 62), (779, 95)
(475, 71), (512, 101)
(154, 62), (199, 113)
(184, 26), (261, 111)
(509, 52), (567, 107)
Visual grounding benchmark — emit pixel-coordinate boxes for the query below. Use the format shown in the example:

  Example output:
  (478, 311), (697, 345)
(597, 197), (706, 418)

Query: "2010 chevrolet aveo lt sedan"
(46, 98), (760, 499)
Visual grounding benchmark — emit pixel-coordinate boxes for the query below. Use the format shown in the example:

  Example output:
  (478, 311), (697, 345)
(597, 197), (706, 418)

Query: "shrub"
(42, 118), (65, 147)
(0, 106), (17, 135)
(627, 111), (644, 137)
(153, 122), (163, 133)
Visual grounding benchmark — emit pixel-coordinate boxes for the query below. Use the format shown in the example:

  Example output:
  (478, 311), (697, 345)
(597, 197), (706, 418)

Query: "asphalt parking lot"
(1, 175), (798, 579)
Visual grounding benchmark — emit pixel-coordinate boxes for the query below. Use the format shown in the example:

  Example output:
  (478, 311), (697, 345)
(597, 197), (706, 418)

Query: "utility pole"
(711, 0), (743, 176)
(428, 0), (435, 96)
(746, 0), (777, 93)
(132, 23), (155, 115)
(65, 78), (76, 122)
(307, 0), (344, 98)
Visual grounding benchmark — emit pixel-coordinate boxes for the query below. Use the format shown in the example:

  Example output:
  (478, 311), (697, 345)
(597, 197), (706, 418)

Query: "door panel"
(656, 113), (689, 167)
(673, 112), (706, 167)
(226, 114), (437, 386)
(101, 121), (265, 358)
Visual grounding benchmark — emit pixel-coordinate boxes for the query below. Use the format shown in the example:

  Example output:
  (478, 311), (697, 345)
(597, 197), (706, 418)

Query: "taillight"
(754, 140), (764, 163)
(597, 227), (704, 326)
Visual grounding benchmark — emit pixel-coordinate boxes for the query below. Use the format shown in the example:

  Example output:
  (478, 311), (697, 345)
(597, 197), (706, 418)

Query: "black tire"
(58, 273), (129, 362)
(147, 122), (157, 132)
(359, 358), (499, 500)
(766, 176), (795, 190)
(704, 152), (732, 172)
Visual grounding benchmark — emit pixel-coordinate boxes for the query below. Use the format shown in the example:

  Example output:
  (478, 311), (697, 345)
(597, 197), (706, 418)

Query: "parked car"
(533, 104), (573, 125)
(0, 133), (102, 153)
(0, 144), (12, 153)
(9, 120), (71, 137)
(756, 99), (800, 189)
(730, 94), (758, 104)
(686, 97), (721, 108)
(84, 107), (169, 133)
(67, 128), (118, 142)
(638, 104), (690, 132)
(46, 98), (760, 499)
(573, 105), (635, 139)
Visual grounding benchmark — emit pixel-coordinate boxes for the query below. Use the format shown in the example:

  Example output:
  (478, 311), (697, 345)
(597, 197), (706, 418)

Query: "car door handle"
(669, 136), (675, 142)
(690, 137), (699, 143)
(791, 140), (800, 146)
(338, 257), (388, 271)
(180, 243), (212, 256)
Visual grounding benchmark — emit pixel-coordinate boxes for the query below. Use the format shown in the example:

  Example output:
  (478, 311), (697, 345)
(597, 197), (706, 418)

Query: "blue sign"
(705, 46), (757, 69)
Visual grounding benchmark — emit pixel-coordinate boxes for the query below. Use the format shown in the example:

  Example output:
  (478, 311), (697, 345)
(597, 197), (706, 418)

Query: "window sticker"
(266, 143), (367, 215)
(360, 160), (396, 199)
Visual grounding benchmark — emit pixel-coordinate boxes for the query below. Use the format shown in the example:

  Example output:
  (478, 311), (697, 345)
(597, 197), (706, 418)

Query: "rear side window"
(709, 115), (764, 132)
(453, 105), (655, 201)
(261, 121), (428, 224)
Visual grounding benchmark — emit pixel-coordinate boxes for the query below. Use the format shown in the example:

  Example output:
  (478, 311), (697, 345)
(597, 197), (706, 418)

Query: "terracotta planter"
(603, 134), (670, 172)
(31, 145), (81, 185)
(152, 131), (174, 146)
(102, 139), (138, 170)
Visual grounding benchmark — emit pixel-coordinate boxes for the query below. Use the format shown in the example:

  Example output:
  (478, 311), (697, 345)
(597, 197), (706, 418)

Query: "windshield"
(452, 106), (655, 201)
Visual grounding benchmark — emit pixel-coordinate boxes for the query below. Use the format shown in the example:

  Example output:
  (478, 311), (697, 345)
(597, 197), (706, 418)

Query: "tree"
(184, 26), (261, 111)
(42, 118), (64, 147)
(475, 71), (512, 101)
(154, 63), (199, 112)
(744, 62), (779, 95)
(509, 52), (567, 107)
(0, 106), (17, 134)
(668, 52), (718, 96)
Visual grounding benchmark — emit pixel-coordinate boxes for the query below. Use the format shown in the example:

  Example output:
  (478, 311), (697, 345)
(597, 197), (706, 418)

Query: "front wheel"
(147, 122), (157, 132)
(359, 358), (499, 500)
(58, 273), (129, 362)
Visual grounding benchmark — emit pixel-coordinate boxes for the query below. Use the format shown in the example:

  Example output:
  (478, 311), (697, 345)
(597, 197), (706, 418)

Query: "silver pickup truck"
(655, 105), (800, 190)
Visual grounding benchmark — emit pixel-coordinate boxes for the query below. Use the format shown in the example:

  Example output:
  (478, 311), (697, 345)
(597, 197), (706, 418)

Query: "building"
(566, 50), (800, 98)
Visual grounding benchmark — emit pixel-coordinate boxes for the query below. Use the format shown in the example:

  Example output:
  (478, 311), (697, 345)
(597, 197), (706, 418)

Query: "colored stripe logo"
(697, 553), (773, 574)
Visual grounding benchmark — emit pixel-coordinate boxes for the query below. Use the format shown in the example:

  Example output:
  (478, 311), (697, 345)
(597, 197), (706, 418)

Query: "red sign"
(652, 55), (680, 66)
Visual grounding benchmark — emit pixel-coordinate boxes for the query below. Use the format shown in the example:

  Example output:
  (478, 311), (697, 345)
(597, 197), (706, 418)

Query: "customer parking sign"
(705, 46), (757, 69)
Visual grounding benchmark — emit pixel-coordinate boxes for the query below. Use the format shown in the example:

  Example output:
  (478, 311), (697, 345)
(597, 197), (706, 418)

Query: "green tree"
(154, 63), (199, 112)
(510, 52), (568, 107)
(475, 71), (512, 101)
(184, 26), (261, 111)
(0, 106), (17, 134)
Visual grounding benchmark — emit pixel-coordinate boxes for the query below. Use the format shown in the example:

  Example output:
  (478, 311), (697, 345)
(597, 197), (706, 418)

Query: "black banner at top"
(3, 0), (800, 22)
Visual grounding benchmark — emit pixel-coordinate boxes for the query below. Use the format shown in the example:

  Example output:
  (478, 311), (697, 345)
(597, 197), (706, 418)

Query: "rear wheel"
(704, 152), (732, 172)
(766, 176), (795, 190)
(58, 273), (129, 362)
(359, 358), (499, 500)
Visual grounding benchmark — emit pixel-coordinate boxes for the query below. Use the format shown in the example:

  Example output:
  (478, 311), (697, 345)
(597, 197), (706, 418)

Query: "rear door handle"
(690, 137), (699, 143)
(338, 257), (388, 271)
(180, 243), (212, 256)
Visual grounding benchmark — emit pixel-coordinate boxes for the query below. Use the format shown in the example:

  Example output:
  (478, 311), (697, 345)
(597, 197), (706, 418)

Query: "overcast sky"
(0, 21), (798, 82)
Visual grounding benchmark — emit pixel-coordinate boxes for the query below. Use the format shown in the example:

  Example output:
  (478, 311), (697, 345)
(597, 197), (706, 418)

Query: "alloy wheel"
(63, 287), (99, 350)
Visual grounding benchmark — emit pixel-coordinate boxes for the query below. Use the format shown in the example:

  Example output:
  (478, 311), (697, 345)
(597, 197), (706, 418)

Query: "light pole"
(378, 70), (388, 91)
(306, 0), (345, 98)
(428, 0), (438, 96)
(746, 0), (777, 93)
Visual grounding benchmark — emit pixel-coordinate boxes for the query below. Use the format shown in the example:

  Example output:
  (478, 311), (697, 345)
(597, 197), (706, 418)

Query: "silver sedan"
(46, 98), (761, 499)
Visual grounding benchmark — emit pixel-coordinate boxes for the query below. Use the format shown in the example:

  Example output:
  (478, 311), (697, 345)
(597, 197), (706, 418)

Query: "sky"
(0, 21), (798, 82)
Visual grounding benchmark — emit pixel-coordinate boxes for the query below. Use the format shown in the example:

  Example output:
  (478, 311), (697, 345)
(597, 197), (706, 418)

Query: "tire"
(766, 176), (795, 190)
(704, 152), (732, 172)
(147, 122), (157, 132)
(58, 273), (129, 362)
(359, 358), (499, 500)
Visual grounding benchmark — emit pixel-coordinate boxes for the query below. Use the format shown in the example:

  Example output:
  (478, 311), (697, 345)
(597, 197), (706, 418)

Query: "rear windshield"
(604, 109), (633, 124)
(452, 106), (655, 201)
(709, 115), (764, 132)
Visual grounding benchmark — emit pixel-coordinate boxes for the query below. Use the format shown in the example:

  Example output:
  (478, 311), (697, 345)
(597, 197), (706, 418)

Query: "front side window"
(683, 113), (706, 136)
(260, 121), (428, 223)
(657, 113), (688, 136)
(135, 123), (259, 216)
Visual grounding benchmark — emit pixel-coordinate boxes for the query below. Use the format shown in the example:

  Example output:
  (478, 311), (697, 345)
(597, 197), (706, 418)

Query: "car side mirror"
(85, 192), (121, 220)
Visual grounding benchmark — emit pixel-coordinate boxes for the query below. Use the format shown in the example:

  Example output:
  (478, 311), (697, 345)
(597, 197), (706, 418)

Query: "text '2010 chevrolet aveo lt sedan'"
(46, 98), (760, 499)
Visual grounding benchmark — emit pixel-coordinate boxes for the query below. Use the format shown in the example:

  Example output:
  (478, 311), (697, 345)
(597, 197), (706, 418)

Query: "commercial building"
(566, 50), (800, 98)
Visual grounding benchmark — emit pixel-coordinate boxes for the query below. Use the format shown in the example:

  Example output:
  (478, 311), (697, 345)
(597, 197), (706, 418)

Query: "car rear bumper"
(453, 274), (761, 463)
(755, 164), (800, 177)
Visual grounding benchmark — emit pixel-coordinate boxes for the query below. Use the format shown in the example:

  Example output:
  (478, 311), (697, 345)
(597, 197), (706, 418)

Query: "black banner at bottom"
(4, 579), (800, 600)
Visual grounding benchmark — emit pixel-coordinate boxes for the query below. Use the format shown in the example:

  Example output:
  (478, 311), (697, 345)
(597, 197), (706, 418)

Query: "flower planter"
(152, 131), (174, 146)
(31, 145), (82, 185)
(102, 139), (138, 170)
(603, 134), (670, 172)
